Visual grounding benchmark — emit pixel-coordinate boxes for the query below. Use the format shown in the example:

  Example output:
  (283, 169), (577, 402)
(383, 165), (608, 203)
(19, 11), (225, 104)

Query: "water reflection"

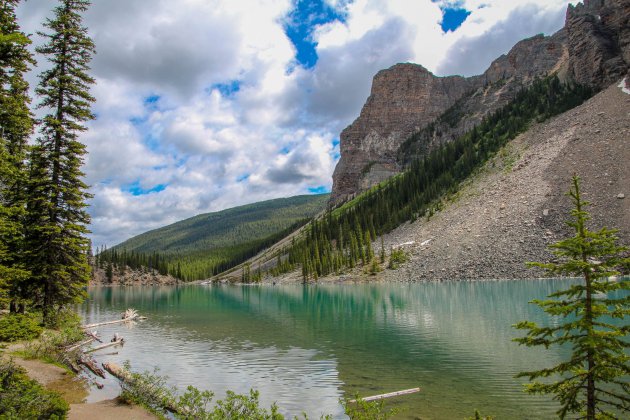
(83, 280), (588, 419)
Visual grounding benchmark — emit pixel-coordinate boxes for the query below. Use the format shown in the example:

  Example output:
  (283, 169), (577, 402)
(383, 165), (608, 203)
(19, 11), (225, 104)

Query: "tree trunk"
(43, 278), (53, 326)
(585, 271), (596, 420)
(576, 179), (596, 420)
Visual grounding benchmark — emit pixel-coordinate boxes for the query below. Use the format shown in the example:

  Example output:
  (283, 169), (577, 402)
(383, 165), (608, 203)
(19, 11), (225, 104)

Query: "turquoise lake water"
(82, 279), (596, 419)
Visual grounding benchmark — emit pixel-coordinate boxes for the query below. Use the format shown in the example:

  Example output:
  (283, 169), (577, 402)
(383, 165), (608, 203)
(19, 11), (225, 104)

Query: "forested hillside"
(265, 76), (594, 281)
(97, 194), (329, 281)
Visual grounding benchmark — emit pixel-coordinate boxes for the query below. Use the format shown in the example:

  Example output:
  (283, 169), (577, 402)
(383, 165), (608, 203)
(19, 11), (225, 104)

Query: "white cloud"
(436, 1), (569, 76)
(16, 0), (573, 246)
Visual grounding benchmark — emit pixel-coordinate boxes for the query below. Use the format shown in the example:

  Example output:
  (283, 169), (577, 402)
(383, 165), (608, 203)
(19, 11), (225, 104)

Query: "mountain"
(331, 0), (629, 203)
(378, 81), (629, 281)
(211, 0), (629, 283)
(98, 194), (329, 281)
(114, 194), (329, 254)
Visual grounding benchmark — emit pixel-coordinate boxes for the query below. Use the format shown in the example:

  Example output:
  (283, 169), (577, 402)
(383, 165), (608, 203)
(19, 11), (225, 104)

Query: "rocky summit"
(331, 0), (629, 203)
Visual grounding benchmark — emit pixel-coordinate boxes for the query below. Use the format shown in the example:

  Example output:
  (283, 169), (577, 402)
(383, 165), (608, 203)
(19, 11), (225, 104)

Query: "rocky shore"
(90, 266), (179, 286)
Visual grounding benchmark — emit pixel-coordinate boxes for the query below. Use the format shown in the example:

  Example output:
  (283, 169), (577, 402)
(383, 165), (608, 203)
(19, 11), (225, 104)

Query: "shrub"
(0, 358), (69, 419)
(0, 314), (43, 342)
(367, 259), (382, 275)
(387, 248), (408, 270)
(342, 395), (398, 419)
(118, 363), (284, 419)
(23, 309), (84, 367)
(467, 410), (494, 420)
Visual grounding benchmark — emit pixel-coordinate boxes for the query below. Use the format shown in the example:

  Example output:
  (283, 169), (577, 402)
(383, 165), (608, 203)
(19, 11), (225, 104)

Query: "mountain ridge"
(331, 0), (629, 203)
(378, 81), (629, 281)
(95, 194), (329, 282)
(212, 0), (629, 283)
(112, 194), (329, 254)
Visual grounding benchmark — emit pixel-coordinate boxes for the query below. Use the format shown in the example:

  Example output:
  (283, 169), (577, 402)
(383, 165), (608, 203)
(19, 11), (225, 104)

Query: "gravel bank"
(376, 81), (630, 281)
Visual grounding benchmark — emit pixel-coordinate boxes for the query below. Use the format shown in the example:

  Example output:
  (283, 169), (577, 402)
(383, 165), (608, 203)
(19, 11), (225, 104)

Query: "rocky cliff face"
(331, 0), (629, 203)
(331, 64), (476, 200)
(566, 0), (630, 89)
(400, 30), (568, 165)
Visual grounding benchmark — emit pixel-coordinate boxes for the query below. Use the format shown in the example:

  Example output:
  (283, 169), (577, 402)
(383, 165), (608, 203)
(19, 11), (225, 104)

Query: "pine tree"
(25, 0), (95, 325)
(379, 237), (386, 264)
(0, 0), (35, 312)
(514, 176), (630, 419)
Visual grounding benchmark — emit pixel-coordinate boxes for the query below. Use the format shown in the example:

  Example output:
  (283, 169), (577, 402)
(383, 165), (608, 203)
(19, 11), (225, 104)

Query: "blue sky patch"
(211, 80), (241, 97)
(124, 180), (167, 196)
(308, 185), (329, 194)
(143, 94), (161, 111)
(284, 0), (347, 69)
(440, 7), (471, 32)
(129, 116), (147, 126)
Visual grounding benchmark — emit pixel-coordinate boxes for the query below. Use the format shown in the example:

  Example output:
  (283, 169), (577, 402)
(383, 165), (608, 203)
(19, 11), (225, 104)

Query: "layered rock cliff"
(331, 0), (629, 203)
(566, 0), (630, 88)
(331, 64), (476, 200)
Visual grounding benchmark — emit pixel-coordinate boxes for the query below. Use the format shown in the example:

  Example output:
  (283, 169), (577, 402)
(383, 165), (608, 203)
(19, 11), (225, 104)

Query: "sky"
(15, 0), (572, 247)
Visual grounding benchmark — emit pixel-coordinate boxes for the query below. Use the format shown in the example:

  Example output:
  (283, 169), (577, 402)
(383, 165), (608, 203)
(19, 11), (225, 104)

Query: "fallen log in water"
(81, 316), (137, 329)
(102, 361), (131, 381)
(348, 387), (421, 403)
(65, 337), (94, 352)
(79, 355), (106, 379)
(81, 308), (144, 329)
(103, 362), (184, 414)
(85, 330), (103, 343)
(85, 338), (124, 353)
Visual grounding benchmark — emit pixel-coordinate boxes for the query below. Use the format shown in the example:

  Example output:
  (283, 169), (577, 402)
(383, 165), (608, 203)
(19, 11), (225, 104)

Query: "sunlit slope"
(114, 194), (329, 255)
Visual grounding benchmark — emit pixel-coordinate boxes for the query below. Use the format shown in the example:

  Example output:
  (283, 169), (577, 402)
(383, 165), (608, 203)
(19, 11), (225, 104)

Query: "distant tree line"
(0, 0), (95, 326)
(96, 218), (312, 281)
(277, 76), (593, 281)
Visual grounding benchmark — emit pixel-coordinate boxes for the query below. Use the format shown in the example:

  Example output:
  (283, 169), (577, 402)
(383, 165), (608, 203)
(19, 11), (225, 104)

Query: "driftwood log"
(102, 362), (132, 381)
(348, 387), (421, 403)
(65, 337), (94, 353)
(85, 338), (124, 353)
(85, 330), (103, 343)
(79, 355), (106, 378)
(102, 362), (184, 414)
(81, 308), (145, 329)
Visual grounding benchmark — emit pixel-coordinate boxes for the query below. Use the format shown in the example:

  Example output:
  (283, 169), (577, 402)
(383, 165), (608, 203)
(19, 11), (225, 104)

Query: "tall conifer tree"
(0, 0), (35, 311)
(25, 0), (95, 325)
(514, 176), (629, 419)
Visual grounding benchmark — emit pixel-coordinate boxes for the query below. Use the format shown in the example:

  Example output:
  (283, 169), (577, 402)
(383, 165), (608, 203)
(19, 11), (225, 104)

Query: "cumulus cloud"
(304, 16), (415, 130)
(436, 2), (568, 76)
(264, 134), (335, 185)
(16, 0), (573, 246)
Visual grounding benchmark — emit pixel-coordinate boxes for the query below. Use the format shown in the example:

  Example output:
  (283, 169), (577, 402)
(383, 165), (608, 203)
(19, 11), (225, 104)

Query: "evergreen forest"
(0, 0), (95, 325)
(96, 194), (329, 281)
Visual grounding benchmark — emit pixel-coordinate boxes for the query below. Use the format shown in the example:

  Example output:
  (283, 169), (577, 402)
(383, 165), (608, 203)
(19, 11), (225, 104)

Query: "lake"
(82, 279), (585, 419)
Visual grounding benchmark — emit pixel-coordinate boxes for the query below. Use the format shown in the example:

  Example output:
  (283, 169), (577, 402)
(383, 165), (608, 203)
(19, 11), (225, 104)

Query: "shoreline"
(1, 343), (156, 419)
(87, 274), (625, 288)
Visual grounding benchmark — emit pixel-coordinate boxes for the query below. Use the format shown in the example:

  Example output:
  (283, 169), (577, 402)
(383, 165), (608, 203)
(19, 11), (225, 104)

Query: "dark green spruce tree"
(25, 0), (95, 325)
(514, 176), (630, 419)
(0, 0), (35, 312)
